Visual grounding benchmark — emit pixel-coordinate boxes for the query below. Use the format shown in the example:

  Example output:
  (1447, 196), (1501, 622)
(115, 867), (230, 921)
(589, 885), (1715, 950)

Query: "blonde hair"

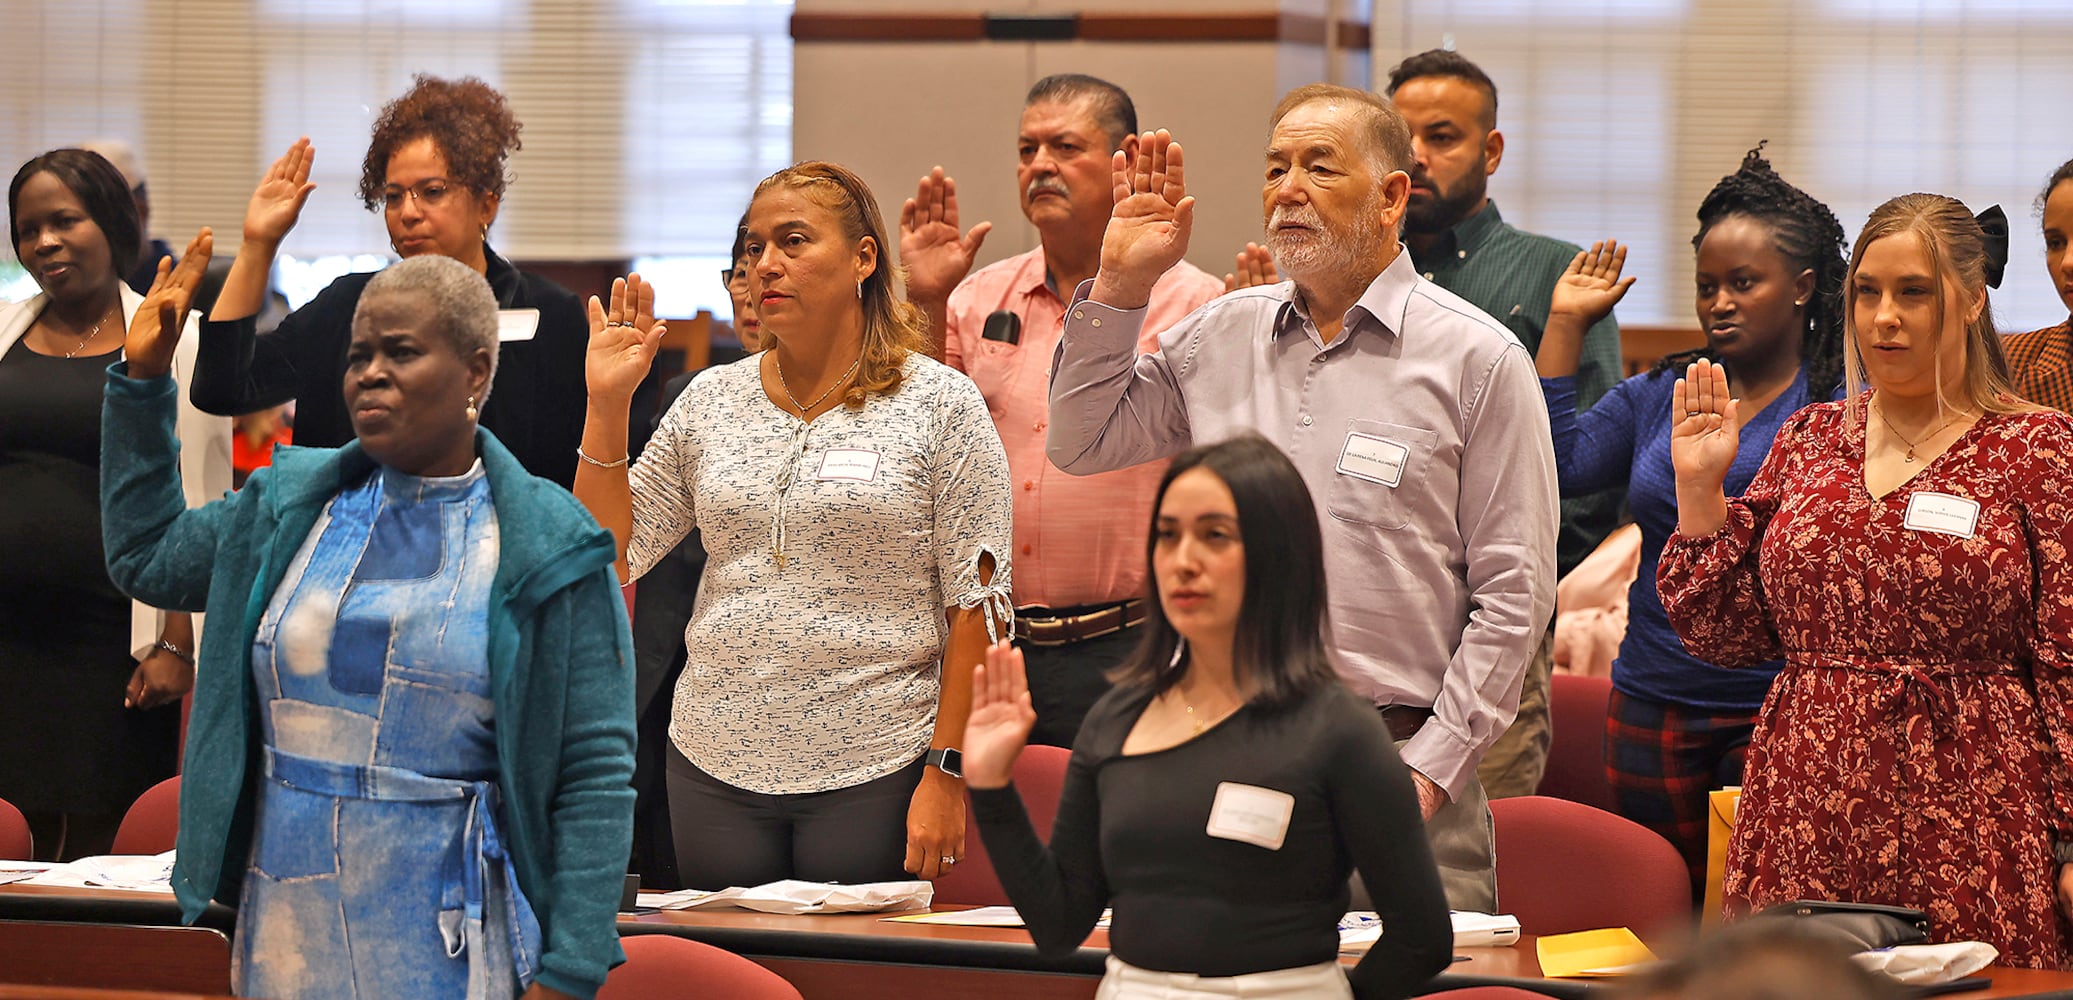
(750, 161), (927, 407)
(1842, 192), (2033, 424)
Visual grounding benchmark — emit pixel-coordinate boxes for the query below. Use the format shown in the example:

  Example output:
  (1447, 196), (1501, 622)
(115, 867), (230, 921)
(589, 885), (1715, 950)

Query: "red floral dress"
(1659, 399), (2073, 969)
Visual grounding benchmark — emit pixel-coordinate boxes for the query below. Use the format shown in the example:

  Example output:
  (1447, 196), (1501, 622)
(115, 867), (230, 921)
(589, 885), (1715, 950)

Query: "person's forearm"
(913, 294), (951, 363)
(207, 239), (281, 322)
(574, 400), (635, 580)
(931, 607), (987, 755)
(159, 613), (195, 649)
(1089, 270), (1154, 311)
(1676, 484), (1731, 537)
(1535, 312), (1589, 378)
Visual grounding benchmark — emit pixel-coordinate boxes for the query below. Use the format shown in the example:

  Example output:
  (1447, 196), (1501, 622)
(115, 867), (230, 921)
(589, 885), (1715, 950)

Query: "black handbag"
(1756, 900), (1932, 951)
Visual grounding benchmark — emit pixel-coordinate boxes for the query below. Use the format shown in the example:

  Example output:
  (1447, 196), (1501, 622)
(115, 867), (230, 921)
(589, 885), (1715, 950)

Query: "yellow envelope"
(1536, 927), (1659, 977)
(1704, 787), (1742, 927)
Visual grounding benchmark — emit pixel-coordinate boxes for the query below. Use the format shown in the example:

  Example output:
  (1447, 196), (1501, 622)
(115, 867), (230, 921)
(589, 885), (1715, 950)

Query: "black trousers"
(1017, 622), (1142, 748)
(666, 746), (925, 890)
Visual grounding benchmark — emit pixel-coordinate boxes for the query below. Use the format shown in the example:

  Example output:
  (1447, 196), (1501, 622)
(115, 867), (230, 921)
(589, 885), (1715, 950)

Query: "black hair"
(1109, 435), (1339, 709)
(1024, 74), (1138, 153)
(1656, 144), (1847, 400)
(2036, 157), (2073, 217)
(729, 208), (750, 267)
(1384, 49), (1498, 129)
(9, 148), (142, 278)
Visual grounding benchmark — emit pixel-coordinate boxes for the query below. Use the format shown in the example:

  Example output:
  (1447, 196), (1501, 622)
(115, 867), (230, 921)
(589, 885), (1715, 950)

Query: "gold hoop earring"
(465, 395), (479, 422)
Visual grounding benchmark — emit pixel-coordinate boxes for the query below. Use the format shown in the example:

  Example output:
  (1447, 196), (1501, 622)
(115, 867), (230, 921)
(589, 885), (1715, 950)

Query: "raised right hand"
(1670, 358), (1740, 494)
(962, 641), (1037, 791)
(242, 138), (317, 247)
(1093, 130), (1195, 310)
(124, 228), (213, 380)
(1223, 241), (1279, 292)
(898, 167), (991, 304)
(586, 273), (666, 406)
(1549, 240), (1637, 330)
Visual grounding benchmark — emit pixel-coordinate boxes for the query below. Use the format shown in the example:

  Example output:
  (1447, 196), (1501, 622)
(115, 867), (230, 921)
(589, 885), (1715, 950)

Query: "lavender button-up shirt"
(1045, 248), (1557, 799)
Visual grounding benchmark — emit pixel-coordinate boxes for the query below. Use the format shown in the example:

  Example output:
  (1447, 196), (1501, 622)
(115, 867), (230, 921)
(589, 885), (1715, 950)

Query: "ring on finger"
(940, 855), (957, 866)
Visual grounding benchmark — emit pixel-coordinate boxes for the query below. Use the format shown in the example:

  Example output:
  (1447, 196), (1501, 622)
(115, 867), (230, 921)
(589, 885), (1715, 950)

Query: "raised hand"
(1223, 241), (1279, 292)
(899, 167), (991, 304)
(1092, 130), (1195, 310)
(243, 138), (317, 248)
(124, 228), (214, 380)
(585, 273), (666, 406)
(1670, 359), (1740, 497)
(1549, 240), (1637, 328)
(962, 641), (1037, 791)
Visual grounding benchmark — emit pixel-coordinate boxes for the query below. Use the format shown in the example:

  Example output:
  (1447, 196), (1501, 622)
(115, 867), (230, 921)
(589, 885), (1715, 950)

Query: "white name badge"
(1903, 491), (1980, 539)
(1336, 432), (1410, 488)
(1205, 782), (1295, 851)
(817, 449), (881, 482)
(496, 308), (541, 343)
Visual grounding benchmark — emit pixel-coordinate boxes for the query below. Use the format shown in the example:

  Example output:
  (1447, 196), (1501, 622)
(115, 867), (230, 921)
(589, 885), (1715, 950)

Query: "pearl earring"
(465, 395), (479, 422)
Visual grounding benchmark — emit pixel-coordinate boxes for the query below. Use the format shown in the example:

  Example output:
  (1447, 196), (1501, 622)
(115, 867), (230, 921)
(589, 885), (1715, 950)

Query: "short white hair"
(356, 255), (501, 402)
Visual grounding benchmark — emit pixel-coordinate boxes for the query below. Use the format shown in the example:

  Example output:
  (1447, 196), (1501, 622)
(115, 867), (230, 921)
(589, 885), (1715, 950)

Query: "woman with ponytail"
(1660, 192), (2073, 967)
(1530, 146), (1846, 895)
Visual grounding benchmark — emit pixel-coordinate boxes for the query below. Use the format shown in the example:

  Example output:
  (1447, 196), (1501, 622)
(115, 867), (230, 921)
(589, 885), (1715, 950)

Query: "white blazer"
(0, 286), (235, 659)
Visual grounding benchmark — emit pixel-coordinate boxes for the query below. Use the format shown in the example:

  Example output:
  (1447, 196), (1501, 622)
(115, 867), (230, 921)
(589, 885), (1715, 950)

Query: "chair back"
(0, 795), (29, 859)
(111, 776), (182, 855)
(1538, 673), (1616, 811)
(598, 934), (802, 1000)
(1492, 795), (1692, 940)
(931, 744), (1072, 906)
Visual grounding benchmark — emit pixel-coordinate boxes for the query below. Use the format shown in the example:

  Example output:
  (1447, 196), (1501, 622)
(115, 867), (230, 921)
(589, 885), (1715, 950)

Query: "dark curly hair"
(1656, 144), (1847, 400)
(357, 74), (523, 212)
(2036, 156), (2073, 217)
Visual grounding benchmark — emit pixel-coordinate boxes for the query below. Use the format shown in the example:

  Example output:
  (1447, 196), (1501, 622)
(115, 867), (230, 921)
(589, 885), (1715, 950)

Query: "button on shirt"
(1046, 249), (1558, 798)
(945, 247), (1223, 608)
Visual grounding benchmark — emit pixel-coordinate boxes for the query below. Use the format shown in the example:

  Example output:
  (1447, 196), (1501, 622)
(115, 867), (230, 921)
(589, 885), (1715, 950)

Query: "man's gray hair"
(357, 255), (501, 402)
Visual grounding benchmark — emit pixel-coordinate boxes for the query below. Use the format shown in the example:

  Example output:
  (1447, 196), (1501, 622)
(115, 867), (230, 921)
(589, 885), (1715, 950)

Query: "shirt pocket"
(962, 339), (1023, 417)
(1326, 419), (1441, 531)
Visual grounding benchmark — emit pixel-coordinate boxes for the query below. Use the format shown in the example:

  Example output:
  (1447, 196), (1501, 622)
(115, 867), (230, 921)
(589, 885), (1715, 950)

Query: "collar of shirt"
(1410, 200), (1509, 275)
(1272, 246), (1418, 349)
(1005, 249), (1068, 309)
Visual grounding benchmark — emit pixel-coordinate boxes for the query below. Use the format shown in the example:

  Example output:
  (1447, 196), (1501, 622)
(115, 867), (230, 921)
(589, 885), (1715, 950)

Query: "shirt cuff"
(106, 360), (178, 397)
(1063, 280), (1151, 352)
(1400, 720), (1484, 804)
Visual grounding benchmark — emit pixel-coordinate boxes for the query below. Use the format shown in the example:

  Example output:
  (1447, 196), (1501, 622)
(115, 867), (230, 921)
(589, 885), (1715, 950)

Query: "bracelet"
(577, 446), (629, 469)
(154, 639), (196, 667)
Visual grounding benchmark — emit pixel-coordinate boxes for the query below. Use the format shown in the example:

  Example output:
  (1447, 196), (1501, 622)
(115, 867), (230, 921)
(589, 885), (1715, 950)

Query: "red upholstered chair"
(1537, 673), (1616, 811)
(1418, 988), (1567, 999)
(111, 775), (181, 855)
(1491, 795), (1692, 941)
(932, 744), (1072, 906)
(599, 935), (802, 1000)
(0, 795), (30, 859)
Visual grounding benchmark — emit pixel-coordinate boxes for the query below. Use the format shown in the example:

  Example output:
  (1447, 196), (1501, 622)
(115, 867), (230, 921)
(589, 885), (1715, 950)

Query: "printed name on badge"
(817, 449), (881, 483)
(1336, 432), (1410, 488)
(496, 308), (540, 342)
(1205, 782), (1295, 851)
(1902, 491), (1980, 539)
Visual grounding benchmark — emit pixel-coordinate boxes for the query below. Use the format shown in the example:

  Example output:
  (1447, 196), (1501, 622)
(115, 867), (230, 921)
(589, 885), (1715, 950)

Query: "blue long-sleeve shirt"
(1543, 368), (1807, 711)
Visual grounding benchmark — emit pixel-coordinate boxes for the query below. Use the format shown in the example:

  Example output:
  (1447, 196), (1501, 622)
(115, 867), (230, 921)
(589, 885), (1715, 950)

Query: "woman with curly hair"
(1530, 146), (1847, 894)
(192, 74), (590, 487)
(2001, 157), (2073, 410)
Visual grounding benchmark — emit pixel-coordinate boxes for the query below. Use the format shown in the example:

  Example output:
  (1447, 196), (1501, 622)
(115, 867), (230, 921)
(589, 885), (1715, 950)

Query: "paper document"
(887, 906), (1027, 927)
(0, 861), (55, 886)
(1337, 910), (1521, 951)
(1536, 927), (1659, 977)
(648, 879), (932, 914)
(24, 851), (176, 893)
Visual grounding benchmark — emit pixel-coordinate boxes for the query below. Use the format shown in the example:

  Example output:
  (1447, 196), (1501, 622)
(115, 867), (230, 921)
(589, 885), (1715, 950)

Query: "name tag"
(1336, 432), (1410, 488)
(1205, 782), (1295, 851)
(497, 308), (540, 342)
(817, 449), (881, 482)
(1903, 491), (1980, 538)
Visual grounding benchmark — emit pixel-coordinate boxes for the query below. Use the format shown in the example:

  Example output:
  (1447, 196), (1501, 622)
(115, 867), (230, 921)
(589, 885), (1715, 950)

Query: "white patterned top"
(630, 353), (1014, 793)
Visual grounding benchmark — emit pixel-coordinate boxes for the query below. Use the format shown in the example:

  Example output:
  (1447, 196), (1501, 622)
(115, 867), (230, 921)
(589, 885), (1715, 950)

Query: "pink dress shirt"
(945, 247), (1224, 609)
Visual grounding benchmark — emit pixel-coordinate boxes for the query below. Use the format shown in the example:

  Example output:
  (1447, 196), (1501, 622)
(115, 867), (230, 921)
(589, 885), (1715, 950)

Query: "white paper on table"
(670, 879), (933, 914)
(1853, 942), (1999, 985)
(887, 905), (1027, 927)
(0, 861), (55, 885)
(1339, 910), (1521, 951)
(25, 851), (176, 892)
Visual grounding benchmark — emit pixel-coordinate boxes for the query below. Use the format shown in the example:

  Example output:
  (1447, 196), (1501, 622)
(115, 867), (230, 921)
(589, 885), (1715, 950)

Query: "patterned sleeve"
(2015, 412), (2073, 843)
(1655, 407), (1816, 668)
(625, 374), (704, 580)
(930, 371), (1015, 642)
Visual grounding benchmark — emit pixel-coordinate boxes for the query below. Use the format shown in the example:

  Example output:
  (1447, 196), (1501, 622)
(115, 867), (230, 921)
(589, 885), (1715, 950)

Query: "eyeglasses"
(382, 179), (458, 211)
(722, 260), (752, 290)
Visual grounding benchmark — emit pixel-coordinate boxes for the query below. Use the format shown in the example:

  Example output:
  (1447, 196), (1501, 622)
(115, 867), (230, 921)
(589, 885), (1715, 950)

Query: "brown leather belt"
(1013, 599), (1147, 647)
(1378, 704), (1434, 742)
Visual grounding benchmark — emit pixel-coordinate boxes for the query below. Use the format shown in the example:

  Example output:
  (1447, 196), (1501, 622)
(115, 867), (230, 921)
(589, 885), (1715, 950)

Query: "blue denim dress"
(234, 462), (541, 999)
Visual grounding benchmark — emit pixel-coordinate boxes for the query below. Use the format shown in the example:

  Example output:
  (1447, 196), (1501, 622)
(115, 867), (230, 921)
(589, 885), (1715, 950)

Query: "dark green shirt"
(1410, 201), (1623, 576)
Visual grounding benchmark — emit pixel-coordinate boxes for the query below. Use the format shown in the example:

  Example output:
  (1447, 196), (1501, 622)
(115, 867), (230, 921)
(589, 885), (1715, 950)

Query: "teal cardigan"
(99, 367), (636, 999)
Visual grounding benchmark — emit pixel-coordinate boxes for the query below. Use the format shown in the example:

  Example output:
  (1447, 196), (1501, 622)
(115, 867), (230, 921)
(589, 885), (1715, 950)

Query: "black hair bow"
(1974, 204), (2009, 289)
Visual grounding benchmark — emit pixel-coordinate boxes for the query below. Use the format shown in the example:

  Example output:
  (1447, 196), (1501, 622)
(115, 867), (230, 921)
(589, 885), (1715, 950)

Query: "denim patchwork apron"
(235, 463), (541, 999)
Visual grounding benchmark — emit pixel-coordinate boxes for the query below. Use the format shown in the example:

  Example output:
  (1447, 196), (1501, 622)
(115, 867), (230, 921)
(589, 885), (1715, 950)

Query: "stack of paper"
(1337, 910), (1521, 950)
(22, 852), (176, 893)
(0, 861), (54, 886)
(634, 879), (932, 914)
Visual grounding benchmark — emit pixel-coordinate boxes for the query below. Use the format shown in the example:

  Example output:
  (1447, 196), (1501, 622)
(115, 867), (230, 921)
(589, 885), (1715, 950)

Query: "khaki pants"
(1351, 745), (1498, 914)
(1475, 632), (1553, 799)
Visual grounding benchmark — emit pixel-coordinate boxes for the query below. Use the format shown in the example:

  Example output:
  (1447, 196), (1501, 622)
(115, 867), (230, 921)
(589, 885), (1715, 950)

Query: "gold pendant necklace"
(774, 350), (863, 417)
(1873, 402), (1968, 464)
(60, 305), (119, 359)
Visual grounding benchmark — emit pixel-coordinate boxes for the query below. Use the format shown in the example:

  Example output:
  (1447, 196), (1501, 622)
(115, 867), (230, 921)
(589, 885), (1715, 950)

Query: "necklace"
(59, 305), (119, 359)
(1872, 401), (1971, 463)
(773, 349), (863, 417)
(1172, 685), (1240, 736)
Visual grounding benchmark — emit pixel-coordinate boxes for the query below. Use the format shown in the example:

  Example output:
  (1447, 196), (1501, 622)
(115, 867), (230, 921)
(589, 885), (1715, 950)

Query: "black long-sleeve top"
(971, 681), (1453, 999)
(188, 244), (589, 488)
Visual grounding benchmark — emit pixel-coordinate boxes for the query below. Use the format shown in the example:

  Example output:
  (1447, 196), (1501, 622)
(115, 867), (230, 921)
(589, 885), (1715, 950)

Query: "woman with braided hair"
(1530, 146), (1846, 894)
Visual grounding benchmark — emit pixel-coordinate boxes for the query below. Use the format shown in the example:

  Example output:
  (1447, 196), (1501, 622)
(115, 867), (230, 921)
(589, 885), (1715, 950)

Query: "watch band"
(924, 747), (963, 778)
